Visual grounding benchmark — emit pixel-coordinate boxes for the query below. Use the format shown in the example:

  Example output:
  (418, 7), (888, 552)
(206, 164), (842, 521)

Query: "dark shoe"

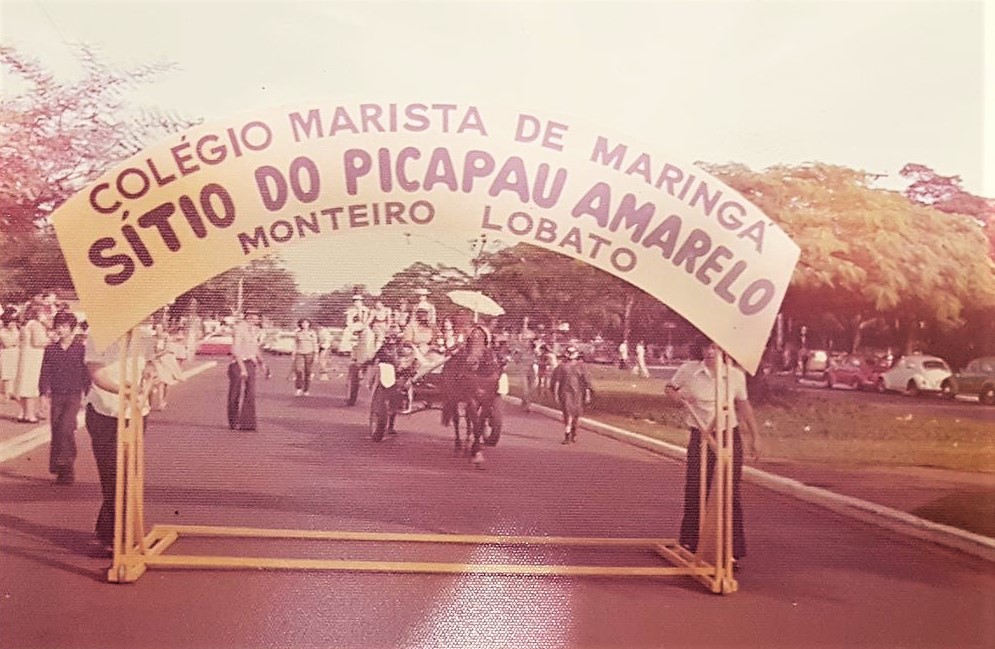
(55, 470), (75, 485)
(238, 426), (257, 431)
(562, 436), (571, 445)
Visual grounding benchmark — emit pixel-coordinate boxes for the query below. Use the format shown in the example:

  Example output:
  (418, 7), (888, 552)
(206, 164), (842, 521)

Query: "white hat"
(415, 288), (429, 296)
(352, 294), (363, 301)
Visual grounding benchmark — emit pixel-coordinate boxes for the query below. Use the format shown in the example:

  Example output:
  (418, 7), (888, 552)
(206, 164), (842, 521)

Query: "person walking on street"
(84, 330), (151, 555)
(228, 310), (265, 430)
(549, 345), (594, 444)
(317, 326), (333, 381)
(291, 318), (318, 397)
(618, 339), (629, 371)
(633, 340), (650, 378)
(39, 311), (89, 485)
(665, 341), (760, 564)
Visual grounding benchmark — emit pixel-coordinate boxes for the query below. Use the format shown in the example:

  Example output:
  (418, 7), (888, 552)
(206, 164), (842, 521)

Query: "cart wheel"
(369, 388), (389, 442)
(483, 398), (503, 447)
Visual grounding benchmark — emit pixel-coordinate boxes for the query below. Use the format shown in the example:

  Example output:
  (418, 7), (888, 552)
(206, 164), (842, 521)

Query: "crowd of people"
(1, 293), (197, 486)
(4, 287), (761, 567)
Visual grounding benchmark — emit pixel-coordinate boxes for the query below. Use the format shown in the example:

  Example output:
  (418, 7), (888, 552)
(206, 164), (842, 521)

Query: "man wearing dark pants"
(228, 309), (263, 431)
(84, 333), (149, 554)
(665, 341), (760, 565)
(39, 311), (89, 485)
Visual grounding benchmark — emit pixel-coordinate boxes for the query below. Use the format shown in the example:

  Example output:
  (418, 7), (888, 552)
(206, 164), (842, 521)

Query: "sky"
(1, 0), (990, 293)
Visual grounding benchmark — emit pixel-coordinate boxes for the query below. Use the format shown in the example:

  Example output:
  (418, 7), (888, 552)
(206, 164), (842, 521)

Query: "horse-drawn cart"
(363, 342), (506, 449)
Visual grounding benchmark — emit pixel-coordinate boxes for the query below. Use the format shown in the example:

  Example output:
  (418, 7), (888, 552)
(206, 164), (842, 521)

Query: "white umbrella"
(447, 290), (505, 317)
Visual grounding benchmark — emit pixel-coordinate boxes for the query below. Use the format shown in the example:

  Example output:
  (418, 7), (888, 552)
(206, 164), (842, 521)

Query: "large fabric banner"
(51, 101), (799, 373)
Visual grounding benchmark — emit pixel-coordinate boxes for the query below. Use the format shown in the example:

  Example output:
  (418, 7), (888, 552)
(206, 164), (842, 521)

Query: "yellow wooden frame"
(106, 330), (738, 594)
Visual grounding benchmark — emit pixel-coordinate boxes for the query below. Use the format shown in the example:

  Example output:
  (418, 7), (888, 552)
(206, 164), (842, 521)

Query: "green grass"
(512, 363), (995, 536)
(511, 363), (995, 473)
(912, 492), (995, 539)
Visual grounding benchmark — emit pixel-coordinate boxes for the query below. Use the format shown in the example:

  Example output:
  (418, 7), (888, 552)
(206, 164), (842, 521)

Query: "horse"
(438, 328), (501, 467)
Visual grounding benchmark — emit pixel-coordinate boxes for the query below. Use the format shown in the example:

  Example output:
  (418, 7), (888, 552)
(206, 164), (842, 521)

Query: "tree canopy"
(0, 45), (197, 240)
(704, 162), (995, 352)
(172, 257), (299, 324)
(0, 45), (197, 303)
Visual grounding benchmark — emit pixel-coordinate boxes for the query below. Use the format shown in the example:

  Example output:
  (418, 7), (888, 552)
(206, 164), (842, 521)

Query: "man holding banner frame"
(84, 332), (152, 555)
(666, 341), (760, 565)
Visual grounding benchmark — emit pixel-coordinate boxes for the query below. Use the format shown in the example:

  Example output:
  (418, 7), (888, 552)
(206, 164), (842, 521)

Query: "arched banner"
(51, 101), (799, 373)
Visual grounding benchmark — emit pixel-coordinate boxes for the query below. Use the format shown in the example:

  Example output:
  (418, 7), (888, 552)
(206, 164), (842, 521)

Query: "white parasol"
(447, 290), (505, 317)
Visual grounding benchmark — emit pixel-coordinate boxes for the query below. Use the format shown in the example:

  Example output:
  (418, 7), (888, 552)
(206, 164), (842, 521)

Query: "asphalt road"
(1, 356), (993, 648)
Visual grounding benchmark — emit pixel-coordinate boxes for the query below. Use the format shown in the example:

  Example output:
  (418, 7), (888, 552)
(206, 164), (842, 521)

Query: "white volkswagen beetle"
(878, 354), (953, 396)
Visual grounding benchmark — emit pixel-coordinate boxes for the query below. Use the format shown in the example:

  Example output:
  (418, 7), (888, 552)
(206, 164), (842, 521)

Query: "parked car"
(878, 354), (953, 396)
(795, 349), (830, 378)
(264, 331), (296, 355)
(825, 354), (891, 391)
(196, 333), (233, 356)
(588, 342), (616, 365)
(945, 356), (995, 405)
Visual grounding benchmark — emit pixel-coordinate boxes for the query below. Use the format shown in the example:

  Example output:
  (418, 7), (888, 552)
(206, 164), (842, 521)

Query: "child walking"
(549, 346), (594, 444)
(39, 312), (89, 485)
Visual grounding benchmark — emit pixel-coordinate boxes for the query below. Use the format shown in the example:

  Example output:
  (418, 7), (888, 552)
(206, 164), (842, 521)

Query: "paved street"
(1, 356), (993, 648)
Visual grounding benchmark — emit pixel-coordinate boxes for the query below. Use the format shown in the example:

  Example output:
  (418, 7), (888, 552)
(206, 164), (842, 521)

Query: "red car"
(825, 354), (891, 392)
(195, 333), (233, 356)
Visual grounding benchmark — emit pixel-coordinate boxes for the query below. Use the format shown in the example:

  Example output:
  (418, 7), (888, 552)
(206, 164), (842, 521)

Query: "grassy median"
(510, 363), (995, 536)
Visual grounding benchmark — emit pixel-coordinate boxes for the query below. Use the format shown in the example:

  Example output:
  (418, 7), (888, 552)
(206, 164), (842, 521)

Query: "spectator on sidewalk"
(618, 339), (629, 370)
(85, 330), (151, 554)
(665, 341), (760, 564)
(12, 304), (51, 423)
(0, 310), (20, 400)
(39, 312), (89, 485)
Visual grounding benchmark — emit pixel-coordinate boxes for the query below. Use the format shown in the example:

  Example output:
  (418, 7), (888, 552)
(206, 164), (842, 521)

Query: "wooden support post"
(96, 328), (736, 594)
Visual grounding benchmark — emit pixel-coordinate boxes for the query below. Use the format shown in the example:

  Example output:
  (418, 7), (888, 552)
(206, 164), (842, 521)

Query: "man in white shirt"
(85, 332), (151, 554)
(665, 341), (759, 563)
(228, 310), (264, 431)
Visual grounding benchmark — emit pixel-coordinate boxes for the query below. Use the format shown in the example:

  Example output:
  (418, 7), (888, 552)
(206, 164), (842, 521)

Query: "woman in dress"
(12, 304), (52, 423)
(0, 311), (21, 400)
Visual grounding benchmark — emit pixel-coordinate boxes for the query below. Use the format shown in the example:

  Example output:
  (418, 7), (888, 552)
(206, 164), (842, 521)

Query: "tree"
(900, 163), (995, 259)
(380, 261), (473, 322)
(475, 244), (681, 342)
(172, 257), (300, 325)
(704, 163), (995, 354)
(0, 45), (198, 305)
(0, 230), (75, 301)
(0, 45), (197, 240)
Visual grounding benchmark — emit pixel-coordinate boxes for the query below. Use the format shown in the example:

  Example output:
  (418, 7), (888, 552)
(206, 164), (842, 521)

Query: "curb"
(511, 397), (995, 563)
(0, 361), (218, 465)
